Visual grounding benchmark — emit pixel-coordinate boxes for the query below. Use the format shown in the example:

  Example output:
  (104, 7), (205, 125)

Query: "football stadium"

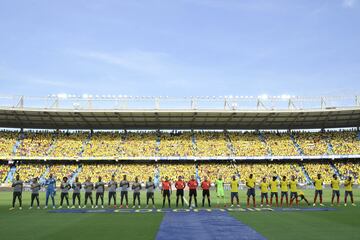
(1, 1), (360, 240)
(0, 95), (360, 240)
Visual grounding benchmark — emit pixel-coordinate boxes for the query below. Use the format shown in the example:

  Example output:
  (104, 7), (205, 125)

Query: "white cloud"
(343, 0), (357, 8)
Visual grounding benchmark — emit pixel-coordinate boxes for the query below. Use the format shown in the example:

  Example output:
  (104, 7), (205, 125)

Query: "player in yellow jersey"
(313, 173), (325, 207)
(246, 174), (256, 208)
(259, 177), (269, 207)
(280, 176), (289, 207)
(230, 175), (240, 207)
(331, 174), (340, 206)
(344, 176), (356, 207)
(298, 190), (310, 206)
(270, 176), (279, 207)
(289, 175), (298, 207)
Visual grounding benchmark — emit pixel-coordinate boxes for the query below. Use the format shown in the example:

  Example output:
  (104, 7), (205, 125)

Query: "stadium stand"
(194, 132), (231, 157)
(16, 131), (54, 157)
(158, 131), (194, 157)
(6, 162), (317, 184)
(335, 162), (360, 179)
(0, 131), (17, 157)
(329, 130), (360, 155)
(0, 164), (9, 183)
(120, 132), (157, 157)
(1, 129), (360, 188)
(303, 163), (335, 184)
(1, 129), (360, 158)
(292, 131), (329, 155)
(15, 164), (47, 183)
(227, 132), (268, 156)
(50, 131), (89, 158)
(82, 131), (123, 157)
(263, 132), (298, 156)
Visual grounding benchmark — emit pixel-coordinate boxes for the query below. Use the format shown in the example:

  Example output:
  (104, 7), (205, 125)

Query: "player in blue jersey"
(44, 173), (56, 209)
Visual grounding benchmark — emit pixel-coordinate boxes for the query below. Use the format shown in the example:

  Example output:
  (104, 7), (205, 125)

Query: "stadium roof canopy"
(0, 95), (359, 130)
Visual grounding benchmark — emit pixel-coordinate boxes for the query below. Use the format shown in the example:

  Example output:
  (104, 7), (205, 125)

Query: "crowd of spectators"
(0, 130), (360, 158)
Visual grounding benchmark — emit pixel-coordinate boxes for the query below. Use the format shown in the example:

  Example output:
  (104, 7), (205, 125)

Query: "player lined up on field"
(9, 172), (357, 210)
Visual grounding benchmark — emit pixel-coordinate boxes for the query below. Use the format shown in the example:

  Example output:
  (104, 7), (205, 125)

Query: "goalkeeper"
(44, 173), (56, 209)
(215, 175), (226, 207)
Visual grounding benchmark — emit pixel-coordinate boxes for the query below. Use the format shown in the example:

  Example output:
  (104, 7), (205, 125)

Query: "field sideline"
(0, 189), (359, 240)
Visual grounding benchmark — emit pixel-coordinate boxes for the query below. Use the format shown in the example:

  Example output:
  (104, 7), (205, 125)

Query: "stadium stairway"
(326, 139), (334, 155)
(329, 162), (341, 178)
(39, 166), (50, 185)
(191, 131), (198, 154)
(224, 131), (236, 156)
(5, 166), (17, 183)
(299, 163), (312, 184)
(156, 131), (161, 156)
(258, 132), (272, 156)
(290, 133), (304, 155)
(80, 132), (92, 157)
(45, 131), (58, 156)
(69, 165), (82, 184)
(11, 131), (24, 156)
(154, 165), (160, 188)
(195, 165), (201, 185)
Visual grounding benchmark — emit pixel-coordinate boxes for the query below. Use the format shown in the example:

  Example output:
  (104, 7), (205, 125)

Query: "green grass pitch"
(0, 189), (359, 240)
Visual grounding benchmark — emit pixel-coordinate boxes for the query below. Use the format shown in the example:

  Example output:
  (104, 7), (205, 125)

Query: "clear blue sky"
(0, 0), (359, 97)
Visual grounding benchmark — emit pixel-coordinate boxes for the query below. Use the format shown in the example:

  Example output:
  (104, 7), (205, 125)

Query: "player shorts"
(315, 190), (323, 196)
(247, 188), (255, 197)
(73, 192), (81, 197)
(299, 194), (305, 200)
(13, 192), (22, 198)
(120, 191), (128, 198)
(108, 192), (116, 198)
(231, 192), (239, 199)
(281, 191), (288, 197)
(345, 191), (353, 198)
(217, 189), (225, 197)
(85, 192), (93, 198)
(202, 189), (210, 197)
(189, 189), (197, 197)
(163, 190), (170, 198)
(176, 189), (184, 197)
(332, 190), (340, 197)
(61, 192), (69, 198)
(146, 192), (154, 199)
(290, 192), (298, 199)
(261, 192), (268, 199)
(270, 192), (278, 198)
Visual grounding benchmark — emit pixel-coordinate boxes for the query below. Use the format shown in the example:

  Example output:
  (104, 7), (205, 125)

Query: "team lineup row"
(9, 173), (357, 210)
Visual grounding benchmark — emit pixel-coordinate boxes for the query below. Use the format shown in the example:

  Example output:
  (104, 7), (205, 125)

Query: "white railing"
(0, 94), (359, 110)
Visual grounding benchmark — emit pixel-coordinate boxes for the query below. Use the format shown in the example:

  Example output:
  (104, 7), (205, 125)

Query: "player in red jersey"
(201, 176), (211, 207)
(161, 176), (172, 208)
(175, 176), (186, 207)
(188, 175), (198, 208)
